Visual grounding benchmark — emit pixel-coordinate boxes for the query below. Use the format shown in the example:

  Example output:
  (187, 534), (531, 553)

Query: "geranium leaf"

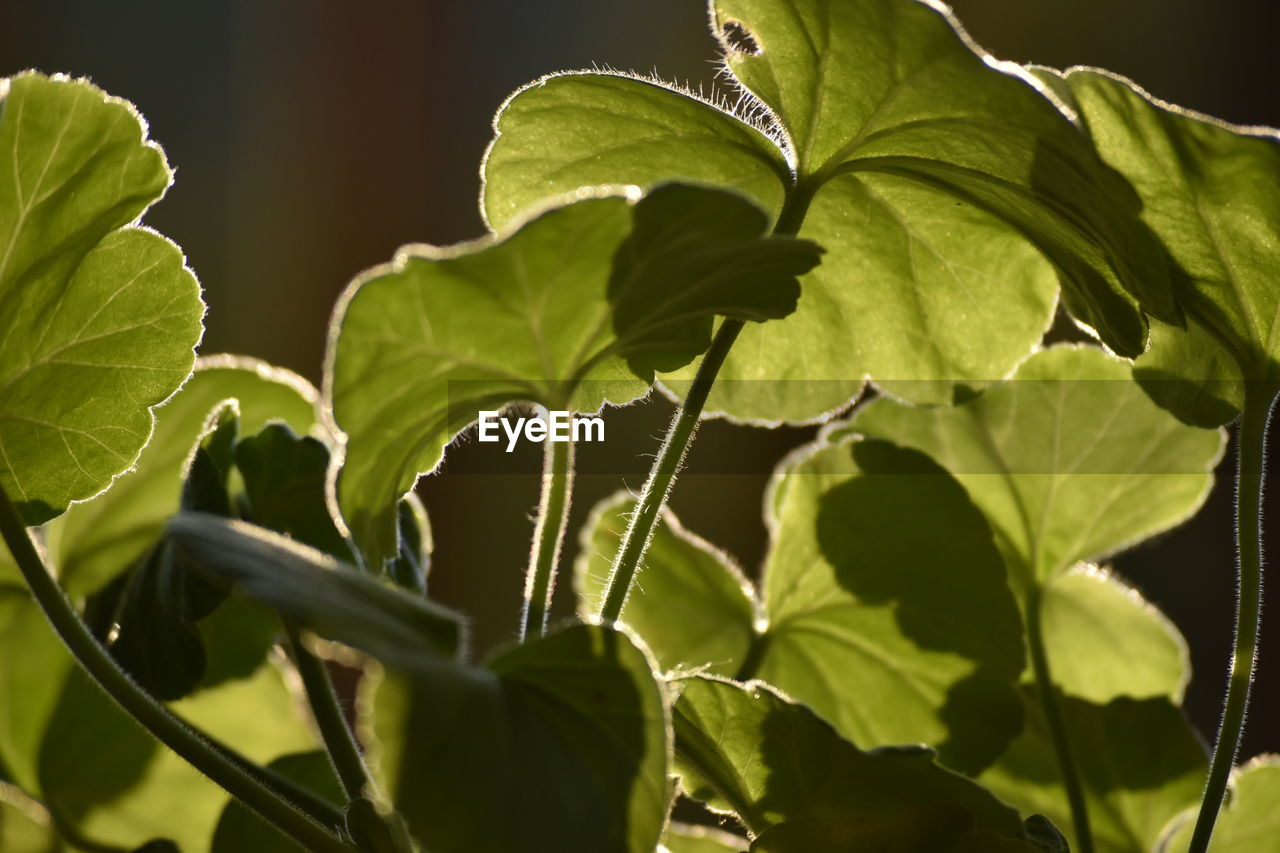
(1046, 67), (1280, 423)
(978, 691), (1206, 853)
(485, 0), (1180, 420)
(672, 676), (1051, 850)
(45, 355), (320, 599)
(211, 751), (344, 853)
(1038, 565), (1188, 704)
(852, 345), (1225, 583)
(575, 492), (757, 677)
(0, 73), (203, 525)
(327, 183), (818, 565)
(578, 437), (1027, 775)
(1161, 756), (1280, 852)
(368, 623), (670, 853)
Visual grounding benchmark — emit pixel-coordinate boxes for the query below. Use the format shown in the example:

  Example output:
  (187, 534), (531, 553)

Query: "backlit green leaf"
(978, 690), (1206, 853)
(327, 183), (818, 564)
(168, 513), (464, 669)
(1162, 756), (1280, 852)
(1038, 565), (1188, 704)
(576, 492), (757, 676)
(0, 589), (68, 795)
(1046, 68), (1280, 423)
(45, 355), (320, 599)
(0, 73), (203, 525)
(485, 0), (1179, 420)
(579, 438), (1027, 774)
(368, 623), (669, 853)
(38, 657), (317, 852)
(852, 345), (1225, 584)
(672, 676), (1045, 850)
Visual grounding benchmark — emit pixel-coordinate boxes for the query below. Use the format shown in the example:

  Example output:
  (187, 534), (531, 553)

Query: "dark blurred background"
(3, 0), (1277, 758)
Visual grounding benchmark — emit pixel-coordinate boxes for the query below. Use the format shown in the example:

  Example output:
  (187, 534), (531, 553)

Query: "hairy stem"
(521, 437), (575, 640)
(284, 622), (374, 802)
(597, 319), (743, 623)
(0, 485), (353, 853)
(1026, 585), (1094, 853)
(1189, 383), (1274, 853)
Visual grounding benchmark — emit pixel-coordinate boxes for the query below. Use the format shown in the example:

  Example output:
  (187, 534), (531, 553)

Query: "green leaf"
(168, 513), (463, 669)
(0, 782), (59, 853)
(485, 0), (1180, 420)
(671, 676), (1043, 850)
(1046, 67), (1280, 422)
(0, 73), (203, 525)
(211, 751), (343, 853)
(45, 355), (320, 598)
(852, 345), (1225, 583)
(482, 74), (791, 230)
(0, 590), (69, 795)
(662, 823), (748, 852)
(1038, 564), (1188, 704)
(579, 437), (1026, 774)
(576, 492), (757, 676)
(1162, 756), (1280, 852)
(388, 495), (430, 595)
(978, 690), (1206, 853)
(367, 623), (670, 853)
(759, 438), (1027, 773)
(38, 657), (317, 851)
(327, 183), (818, 564)
(235, 423), (357, 563)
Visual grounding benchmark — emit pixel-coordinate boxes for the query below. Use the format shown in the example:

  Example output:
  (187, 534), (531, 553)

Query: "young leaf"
(235, 423), (358, 564)
(579, 438), (1027, 775)
(167, 513), (463, 669)
(327, 183), (819, 565)
(1038, 565), (1188, 704)
(0, 73), (203, 525)
(852, 345), (1226, 584)
(45, 355), (321, 598)
(978, 690), (1207, 853)
(671, 676), (1049, 850)
(1161, 756), (1280, 852)
(1044, 68), (1280, 423)
(367, 623), (670, 853)
(576, 492), (757, 676)
(211, 751), (344, 853)
(485, 0), (1181, 420)
(0, 782), (58, 853)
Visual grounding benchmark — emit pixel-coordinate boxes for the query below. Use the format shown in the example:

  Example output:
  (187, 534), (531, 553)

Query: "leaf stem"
(284, 621), (374, 802)
(0, 484), (354, 853)
(1188, 382), (1275, 853)
(597, 319), (743, 623)
(521, 436), (575, 640)
(1025, 584), (1094, 853)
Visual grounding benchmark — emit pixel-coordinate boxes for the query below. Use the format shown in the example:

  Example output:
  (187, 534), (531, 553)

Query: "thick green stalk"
(1188, 383), (1274, 853)
(598, 319), (743, 623)
(1026, 585), (1094, 853)
(521, 437), (575, 640)
(0, 484), (354, 853)
(284, 622), (373, 801)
